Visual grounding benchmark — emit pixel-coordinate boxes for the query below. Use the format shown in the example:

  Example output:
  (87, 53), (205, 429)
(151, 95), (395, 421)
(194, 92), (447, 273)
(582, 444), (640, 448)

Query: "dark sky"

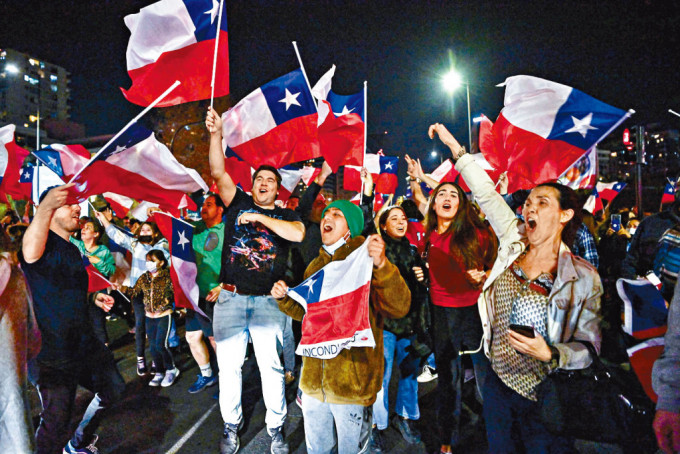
(2, 0), (680, 171)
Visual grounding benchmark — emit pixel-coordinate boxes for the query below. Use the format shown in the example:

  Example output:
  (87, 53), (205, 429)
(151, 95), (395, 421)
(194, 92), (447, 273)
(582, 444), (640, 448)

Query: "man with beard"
(206, 107), (305, 454)
(20, 184), (125, 454)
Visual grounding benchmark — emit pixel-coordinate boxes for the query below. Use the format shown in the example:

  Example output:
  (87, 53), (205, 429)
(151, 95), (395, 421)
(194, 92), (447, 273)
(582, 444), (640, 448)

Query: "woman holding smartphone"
(428, 123), (603, 453)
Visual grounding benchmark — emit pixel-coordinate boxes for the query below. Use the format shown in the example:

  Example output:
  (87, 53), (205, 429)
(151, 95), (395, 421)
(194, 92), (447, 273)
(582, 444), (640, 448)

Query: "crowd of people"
(0, 113), (679, 454)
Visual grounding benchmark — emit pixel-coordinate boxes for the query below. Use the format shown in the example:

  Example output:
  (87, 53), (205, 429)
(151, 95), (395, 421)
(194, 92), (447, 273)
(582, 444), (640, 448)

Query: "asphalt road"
(27, 316), (635, 453)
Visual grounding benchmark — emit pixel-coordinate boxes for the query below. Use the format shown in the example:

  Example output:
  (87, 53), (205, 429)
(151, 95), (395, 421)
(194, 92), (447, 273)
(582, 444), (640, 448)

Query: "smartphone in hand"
(611, 214), (621, 232)
(509, 324), (535, 338)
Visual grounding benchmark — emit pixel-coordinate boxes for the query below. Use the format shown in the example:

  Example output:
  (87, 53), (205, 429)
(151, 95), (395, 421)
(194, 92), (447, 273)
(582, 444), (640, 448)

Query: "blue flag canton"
(95, 123), (151, 162)
(183, 0), (228, 42)
(171, 218), (196, 262)
(665, 182), (676, 195)
(548, 87), (627, 150)
(293, 269), (325, 304)
(379, 156), (398, 175)
(613, 182), (626, 192)
(261, 69), (317, 126)
(34, 149), (64, 176)
(328, 90), (364, 121)
(19, 166), (34, 183)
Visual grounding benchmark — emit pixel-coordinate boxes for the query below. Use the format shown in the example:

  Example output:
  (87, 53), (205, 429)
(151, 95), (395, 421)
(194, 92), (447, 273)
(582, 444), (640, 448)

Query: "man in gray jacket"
(652, 283), (680, 453)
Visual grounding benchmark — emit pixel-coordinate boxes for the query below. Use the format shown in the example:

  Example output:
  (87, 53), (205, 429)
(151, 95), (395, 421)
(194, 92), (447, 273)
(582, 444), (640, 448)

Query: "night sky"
(2, 0), (679, 172)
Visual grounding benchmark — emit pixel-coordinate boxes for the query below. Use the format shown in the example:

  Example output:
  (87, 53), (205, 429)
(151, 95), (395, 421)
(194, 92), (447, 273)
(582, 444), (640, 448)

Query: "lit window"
(50, 74), (57, 82)
(51, 84), (58, 92)
(23, 74), (39, 85)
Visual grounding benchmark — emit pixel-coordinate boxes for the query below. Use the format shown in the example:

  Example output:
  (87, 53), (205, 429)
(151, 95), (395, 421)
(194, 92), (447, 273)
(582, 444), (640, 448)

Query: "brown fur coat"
(278, 236), (410, 406)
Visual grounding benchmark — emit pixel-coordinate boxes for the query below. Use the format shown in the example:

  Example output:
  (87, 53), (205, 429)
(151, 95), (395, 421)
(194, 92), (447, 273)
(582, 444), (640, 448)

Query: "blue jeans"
(213, 292), (287, 430)
(282, 314), (296, 373)
(145, 314), (175, 373)
(301, 392), (372, 454)
(373, 331), (420, 430)
(483, 370), (574, 453)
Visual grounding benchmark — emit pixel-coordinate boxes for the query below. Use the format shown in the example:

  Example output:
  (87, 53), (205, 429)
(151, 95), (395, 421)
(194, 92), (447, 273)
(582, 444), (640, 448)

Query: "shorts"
(185, 297), (214, 337)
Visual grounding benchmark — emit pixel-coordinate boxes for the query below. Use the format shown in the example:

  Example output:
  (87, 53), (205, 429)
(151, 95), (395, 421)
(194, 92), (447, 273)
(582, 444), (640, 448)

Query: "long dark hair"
(138, 221), (163, 244)
(378, 206), (407, 239)
(424, 182), (496, 269)
(533, 182), (582, 247)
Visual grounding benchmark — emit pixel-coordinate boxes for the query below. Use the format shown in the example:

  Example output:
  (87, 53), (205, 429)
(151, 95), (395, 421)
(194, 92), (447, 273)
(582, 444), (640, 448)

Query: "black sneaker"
(393, 415), (421, 443)
(369, 428), (387, 453)
(268, 426), (289, 454)
(219, 423), (239, 454)
(63, 434), (99, 453)
(136, 359), (147, 376)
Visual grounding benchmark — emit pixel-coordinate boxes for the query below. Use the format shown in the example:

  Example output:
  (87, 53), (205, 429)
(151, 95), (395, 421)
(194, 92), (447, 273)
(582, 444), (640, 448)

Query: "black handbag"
(536, 341), (655, 445)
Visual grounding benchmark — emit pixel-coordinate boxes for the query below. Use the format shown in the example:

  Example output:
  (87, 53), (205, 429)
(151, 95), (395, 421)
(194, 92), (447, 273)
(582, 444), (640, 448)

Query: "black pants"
(432, 303), (488, 446)
(146, 314), (175, 373)
(132, 294), (146, 358)
(29, 343), (125, 454)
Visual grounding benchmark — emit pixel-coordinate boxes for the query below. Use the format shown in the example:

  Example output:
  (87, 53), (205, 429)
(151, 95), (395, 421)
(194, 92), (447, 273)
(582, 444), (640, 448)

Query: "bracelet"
(453, 145), (467, 161)
(406, 176), (421, 183)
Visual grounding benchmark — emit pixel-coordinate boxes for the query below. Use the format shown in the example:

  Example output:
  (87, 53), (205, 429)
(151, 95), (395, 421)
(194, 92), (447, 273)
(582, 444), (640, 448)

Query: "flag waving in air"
(596, 181), (626, 202)
(121, 0), (229, 107)
(222, 68), (320, 170)
(344, 154), (398, 194)
(152, 212), (205, 317)
(557, 147), (598, 190)
(288, 239), (375, 359)
(32, 144), (91, 180)
(311, 65), (365, 171)
(583, 187), (603, 214)
(69, 123), (208, 215)
(661, 180), (677, 205)
(480, 75), (631, 192)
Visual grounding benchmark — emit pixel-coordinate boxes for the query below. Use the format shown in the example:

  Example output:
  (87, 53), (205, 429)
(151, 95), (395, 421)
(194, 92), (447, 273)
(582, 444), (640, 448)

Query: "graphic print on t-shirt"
(230, 209), (279, 272)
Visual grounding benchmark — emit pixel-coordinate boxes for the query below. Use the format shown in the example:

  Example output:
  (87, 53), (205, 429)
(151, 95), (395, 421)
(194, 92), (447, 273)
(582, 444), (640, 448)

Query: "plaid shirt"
(572, 223), (599, 268)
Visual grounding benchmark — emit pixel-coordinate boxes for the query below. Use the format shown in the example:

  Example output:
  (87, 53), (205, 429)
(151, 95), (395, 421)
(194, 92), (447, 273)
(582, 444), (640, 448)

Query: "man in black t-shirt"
(206, 107), (305, 454)
(20, 184), (125, 454)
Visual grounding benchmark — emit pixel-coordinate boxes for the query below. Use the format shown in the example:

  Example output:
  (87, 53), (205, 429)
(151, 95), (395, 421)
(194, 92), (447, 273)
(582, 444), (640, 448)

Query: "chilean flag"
(288, 239), (375, 359)
(583, 187), (604, 214)
(222, 68), (320, 170)
(152, 212), (205, 317)
(480, 75), (630, 193)
(121, 0), (229, 107)
(429, 154), (498, 193)
(661, 180), (676, 205)
(69, 123), (208, 215)
(0, 125), (31, 202)
(597, 181), (626, 202)
(557, 147), (598, 189)
(344, 154), (398, 194)
(32, 144), (91, 180)
(103, 192), (135, 218)
(311, 65), (365, 171)
(616, 278), (669, 340)
(82, 255), (113, 293)
(627, 337), (665, 402)
(107, 224), (133, 286)
(278, 165), (320, 201)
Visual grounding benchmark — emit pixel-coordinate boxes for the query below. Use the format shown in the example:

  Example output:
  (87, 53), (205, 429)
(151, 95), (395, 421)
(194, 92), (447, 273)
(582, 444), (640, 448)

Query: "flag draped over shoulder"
(288, 239), (375, 359)
(121, 0), (229, 107)
(152, 212), (205, 317)
(480, 75), (630, 192)
(311, 65), (365, 172)
(69, 123), (208, 215)
(221, 68), (320, 169)
(0, 125), (31, 201)
(344, 154), (398, 194)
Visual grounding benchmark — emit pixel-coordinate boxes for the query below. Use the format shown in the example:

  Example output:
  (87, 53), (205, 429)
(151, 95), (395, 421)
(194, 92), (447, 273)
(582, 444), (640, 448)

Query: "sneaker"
(393, 415), (421, 443)
(284, 370), (295, 386)
(63, 435), (99, 454)
(137, 360), (147, 376)
(188, 374), (218, 393)
(417, 365), (438, 383)
(149, 361), (157, 374)
(268, 426), (289, 454)
(219, 423), (240, 454)
(369, 428), (387, 453)
(161, 367), (180, 387)
(148, 373), (164, 387)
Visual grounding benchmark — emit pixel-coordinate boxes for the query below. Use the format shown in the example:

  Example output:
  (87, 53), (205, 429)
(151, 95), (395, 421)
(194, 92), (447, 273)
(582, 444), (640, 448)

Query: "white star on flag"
(384, 161), (393, 170)
(334, 105), (355, 116)
(114, 145), (127, 153)
(565, 113), (598, 138)
(279, 89), (301, 111)
(23, 170), (31, 179)
(204, 0), (219, 24)
(47, 156), (58, 167)
(177, 230), (190, 250)
(301, 276), (318, 298)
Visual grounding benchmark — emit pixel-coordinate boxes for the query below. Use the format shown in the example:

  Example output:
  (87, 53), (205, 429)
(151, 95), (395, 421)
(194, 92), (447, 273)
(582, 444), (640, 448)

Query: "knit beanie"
(321, 200), (364, 238)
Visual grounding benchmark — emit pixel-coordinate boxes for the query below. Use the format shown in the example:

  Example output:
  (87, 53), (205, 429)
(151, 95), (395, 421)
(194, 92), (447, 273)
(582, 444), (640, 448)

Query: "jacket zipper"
(321, 359), (327, 402)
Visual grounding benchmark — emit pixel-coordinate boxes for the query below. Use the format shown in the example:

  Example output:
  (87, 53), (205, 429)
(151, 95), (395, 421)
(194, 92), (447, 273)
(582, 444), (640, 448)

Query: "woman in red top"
(424, 180), (497, 454)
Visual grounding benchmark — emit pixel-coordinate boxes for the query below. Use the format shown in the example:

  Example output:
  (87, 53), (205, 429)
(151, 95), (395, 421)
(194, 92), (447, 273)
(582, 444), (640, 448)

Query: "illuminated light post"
(442, 69), (472, 153)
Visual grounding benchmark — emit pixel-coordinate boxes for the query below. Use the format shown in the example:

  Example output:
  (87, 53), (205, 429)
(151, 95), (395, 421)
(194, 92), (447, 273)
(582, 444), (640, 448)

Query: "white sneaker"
(161, 367), (180, 387)
(149, 373), (164, 387)
(417, 365), (438, 383)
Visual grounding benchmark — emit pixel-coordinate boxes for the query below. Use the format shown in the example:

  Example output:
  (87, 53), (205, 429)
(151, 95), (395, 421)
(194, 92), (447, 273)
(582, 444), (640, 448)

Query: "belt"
(221, 283), (262, 296)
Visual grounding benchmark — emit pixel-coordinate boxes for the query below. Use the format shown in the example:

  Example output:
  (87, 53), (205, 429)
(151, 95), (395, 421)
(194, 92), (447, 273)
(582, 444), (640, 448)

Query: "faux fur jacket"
(278, 235), (411, 406)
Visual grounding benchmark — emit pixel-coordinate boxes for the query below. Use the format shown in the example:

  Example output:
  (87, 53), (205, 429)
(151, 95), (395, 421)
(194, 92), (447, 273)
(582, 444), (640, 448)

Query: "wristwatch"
(452, 145), (467, 161)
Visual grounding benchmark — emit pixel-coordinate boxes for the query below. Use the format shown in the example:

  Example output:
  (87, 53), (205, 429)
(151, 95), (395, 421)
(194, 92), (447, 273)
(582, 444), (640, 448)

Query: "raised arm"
(206, 106), (237, 207)
(237, 212), (305, 243)
(297, 161), (332, 219)
(22, 183), (74, 263)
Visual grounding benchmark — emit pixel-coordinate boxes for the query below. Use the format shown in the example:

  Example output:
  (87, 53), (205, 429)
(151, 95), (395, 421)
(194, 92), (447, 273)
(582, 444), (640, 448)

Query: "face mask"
(628, 227), (637, 236)
(322, 230), (351, 255)
(145, 261), (158, 273)
(138, 235), (153, 244)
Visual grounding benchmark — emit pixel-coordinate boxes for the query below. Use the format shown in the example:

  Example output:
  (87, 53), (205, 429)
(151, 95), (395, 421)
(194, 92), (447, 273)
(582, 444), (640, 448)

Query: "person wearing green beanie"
(321, 200), (364, 239)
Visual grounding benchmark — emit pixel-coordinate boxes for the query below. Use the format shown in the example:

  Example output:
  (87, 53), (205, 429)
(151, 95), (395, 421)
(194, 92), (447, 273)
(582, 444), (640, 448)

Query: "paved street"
(27, 316), (631, 454)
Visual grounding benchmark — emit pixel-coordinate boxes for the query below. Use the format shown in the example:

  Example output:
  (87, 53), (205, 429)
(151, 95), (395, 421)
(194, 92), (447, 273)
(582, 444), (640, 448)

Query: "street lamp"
(442, 69), (472, 153)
